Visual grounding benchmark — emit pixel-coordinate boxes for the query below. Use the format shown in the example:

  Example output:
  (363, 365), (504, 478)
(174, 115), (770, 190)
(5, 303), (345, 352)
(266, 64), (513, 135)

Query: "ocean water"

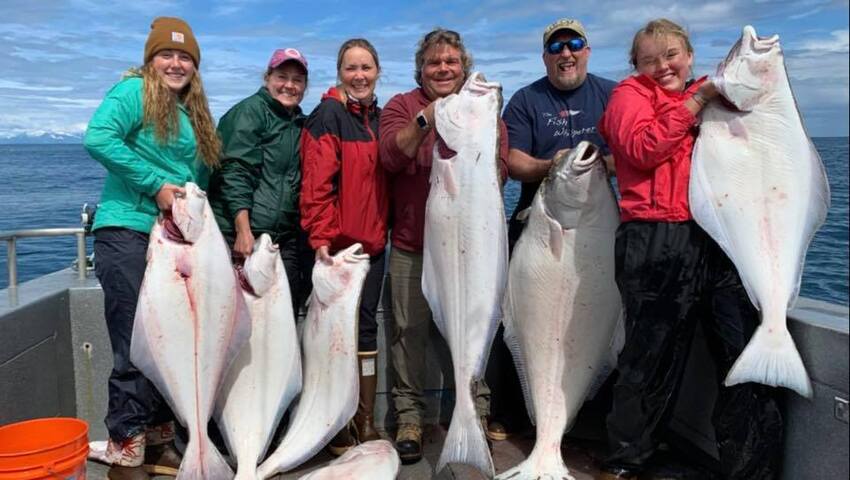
(1, 139), (848, 306)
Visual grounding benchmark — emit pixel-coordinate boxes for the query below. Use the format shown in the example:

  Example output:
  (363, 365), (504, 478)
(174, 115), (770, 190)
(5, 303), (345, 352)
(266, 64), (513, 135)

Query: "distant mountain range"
(0, 132), (83, 144)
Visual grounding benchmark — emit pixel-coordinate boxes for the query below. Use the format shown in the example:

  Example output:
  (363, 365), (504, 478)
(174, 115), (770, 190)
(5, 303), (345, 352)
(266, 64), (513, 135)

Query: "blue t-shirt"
(502, 73), (616, 229)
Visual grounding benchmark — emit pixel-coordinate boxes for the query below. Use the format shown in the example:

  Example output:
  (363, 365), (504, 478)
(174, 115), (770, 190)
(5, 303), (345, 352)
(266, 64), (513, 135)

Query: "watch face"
(416, 112), (429, 129)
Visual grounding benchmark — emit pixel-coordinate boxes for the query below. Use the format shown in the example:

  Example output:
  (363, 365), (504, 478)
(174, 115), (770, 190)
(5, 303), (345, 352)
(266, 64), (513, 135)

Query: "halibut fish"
(297, 440), (400, 480)
(422, 72), (507, 478)
(258, 244), (371, 477)
(130, 182), (251, 479)
(215, 233), (302, 480)
(497, 142), (622, 480)
(691, 26), (830, 397)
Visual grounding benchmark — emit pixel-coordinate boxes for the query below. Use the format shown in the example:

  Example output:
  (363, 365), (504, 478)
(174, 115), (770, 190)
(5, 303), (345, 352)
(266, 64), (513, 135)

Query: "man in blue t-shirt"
(504, 18), (616, 243)
(486, 17), (617, 441)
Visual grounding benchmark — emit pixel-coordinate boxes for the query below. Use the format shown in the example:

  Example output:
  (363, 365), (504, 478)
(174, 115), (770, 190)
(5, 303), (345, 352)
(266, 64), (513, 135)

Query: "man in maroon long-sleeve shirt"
(378, 28), (509, 464)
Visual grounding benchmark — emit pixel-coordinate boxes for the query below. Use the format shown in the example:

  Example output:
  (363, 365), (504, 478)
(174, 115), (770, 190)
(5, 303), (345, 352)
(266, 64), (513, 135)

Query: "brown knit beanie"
(144, 17), (201, 66)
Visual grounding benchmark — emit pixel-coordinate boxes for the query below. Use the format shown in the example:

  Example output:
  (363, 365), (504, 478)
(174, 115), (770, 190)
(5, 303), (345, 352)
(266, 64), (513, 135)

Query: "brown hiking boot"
(486, 418), (512, 441)
(353, 351), (381, 442)
(108, 465), (150, 480)
(481, 416), (493, 451)
(143, 443), (181, 476)
(144, 422), (181, 476)
(327, 423), (357, 456)
(395, 423), (422, 464)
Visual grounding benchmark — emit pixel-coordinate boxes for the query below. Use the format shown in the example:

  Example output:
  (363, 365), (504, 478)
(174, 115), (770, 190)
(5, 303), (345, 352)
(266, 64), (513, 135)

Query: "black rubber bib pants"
(605, 221), (783, 479)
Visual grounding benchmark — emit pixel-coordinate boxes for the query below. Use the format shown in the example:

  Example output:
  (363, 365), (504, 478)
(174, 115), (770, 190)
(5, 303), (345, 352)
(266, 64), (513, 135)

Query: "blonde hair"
(629, 18), (693, 70)
(132, 64), (220, 168)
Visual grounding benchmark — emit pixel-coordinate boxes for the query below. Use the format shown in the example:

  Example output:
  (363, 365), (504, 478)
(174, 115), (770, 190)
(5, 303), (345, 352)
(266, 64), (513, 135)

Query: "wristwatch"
(415, 110), (430, 130)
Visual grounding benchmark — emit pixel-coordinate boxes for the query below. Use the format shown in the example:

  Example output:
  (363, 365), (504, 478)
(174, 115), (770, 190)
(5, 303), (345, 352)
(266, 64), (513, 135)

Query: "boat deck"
(86, 425), (604, 479)
(5, 270), (848, 479)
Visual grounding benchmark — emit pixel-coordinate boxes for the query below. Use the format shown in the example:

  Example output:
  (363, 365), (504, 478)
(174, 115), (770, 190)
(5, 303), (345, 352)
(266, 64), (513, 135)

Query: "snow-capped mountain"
(0, 132), (84, 144)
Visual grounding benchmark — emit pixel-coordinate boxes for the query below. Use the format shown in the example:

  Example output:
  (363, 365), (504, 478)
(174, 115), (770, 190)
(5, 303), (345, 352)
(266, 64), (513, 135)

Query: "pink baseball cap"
(267, 48), (308, 73)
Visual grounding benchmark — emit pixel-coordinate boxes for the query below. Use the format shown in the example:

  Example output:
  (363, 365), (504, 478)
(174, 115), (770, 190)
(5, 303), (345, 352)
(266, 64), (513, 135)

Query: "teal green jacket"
(208, 87), (305, 239)
(84, 76), (210, 234)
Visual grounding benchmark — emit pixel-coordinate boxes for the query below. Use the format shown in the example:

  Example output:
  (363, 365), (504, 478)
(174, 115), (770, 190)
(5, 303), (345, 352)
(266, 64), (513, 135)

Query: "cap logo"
(285, 48), (302, 58)
(172, 32), (185, 43)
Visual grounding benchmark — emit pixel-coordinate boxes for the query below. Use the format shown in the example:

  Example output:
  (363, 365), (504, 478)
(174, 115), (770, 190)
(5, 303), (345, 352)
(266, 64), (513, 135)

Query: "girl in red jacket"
(299, 38), (389, 455)
(597, 19), (782, 480)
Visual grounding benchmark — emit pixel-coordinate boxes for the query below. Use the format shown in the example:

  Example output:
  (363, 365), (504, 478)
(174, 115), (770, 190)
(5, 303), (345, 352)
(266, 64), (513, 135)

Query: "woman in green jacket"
(84, 17), (220, 480)
(208, 48), (313, 310)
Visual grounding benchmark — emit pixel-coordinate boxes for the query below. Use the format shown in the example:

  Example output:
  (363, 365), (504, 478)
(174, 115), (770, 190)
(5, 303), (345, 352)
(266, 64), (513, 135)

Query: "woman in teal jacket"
(208, 48), (313, 311)
(84, 17), (220, 480)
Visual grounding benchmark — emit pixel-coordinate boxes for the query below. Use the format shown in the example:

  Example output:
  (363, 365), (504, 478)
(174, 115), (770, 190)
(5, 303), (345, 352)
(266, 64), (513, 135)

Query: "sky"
(0, 0), (848, 138)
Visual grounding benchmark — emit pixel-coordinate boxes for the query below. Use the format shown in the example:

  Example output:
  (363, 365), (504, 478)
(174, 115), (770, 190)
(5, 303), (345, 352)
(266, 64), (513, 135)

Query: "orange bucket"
(0, 418), (88, 479)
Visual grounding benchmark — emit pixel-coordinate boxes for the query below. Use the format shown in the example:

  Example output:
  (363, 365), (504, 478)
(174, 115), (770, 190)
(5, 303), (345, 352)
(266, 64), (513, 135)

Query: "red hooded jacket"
(599, 74), (706, 222)
(300, 87), (389, 256)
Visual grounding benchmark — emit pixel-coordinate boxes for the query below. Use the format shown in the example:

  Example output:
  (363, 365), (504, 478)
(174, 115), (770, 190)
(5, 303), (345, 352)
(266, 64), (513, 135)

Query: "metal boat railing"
(0, 228), (88, 288)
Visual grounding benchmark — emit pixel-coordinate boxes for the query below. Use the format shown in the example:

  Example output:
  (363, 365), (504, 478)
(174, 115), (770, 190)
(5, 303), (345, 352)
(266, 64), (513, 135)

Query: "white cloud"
(801, 29), (849, 53)
(0, 80), (73, 92)
(0, 0), (847, 138)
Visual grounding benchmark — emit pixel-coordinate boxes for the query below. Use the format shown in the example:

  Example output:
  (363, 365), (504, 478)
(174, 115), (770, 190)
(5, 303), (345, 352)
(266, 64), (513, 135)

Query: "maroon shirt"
(379, 87), (509, 253)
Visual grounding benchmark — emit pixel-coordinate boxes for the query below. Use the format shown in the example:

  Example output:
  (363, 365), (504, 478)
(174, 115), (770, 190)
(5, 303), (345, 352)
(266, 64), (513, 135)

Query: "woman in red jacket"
(597, 19), (782, 480)
(299, 38), (389, 455)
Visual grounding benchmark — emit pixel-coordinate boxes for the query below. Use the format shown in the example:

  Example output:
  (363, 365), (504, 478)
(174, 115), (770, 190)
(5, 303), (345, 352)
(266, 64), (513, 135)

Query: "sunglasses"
(546, 37), (587, 55)
(424, 29), (461, 42)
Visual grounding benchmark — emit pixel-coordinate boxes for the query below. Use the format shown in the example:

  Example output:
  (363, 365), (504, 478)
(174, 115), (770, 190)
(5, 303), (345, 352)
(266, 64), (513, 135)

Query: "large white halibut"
(215, 233), (302, 480)
(496, 142), (622, 480)
(691, 26), (830, 397)
(422, 72), (507, 478)
(297, 440), (400, 480)
(258, 244), (370, 478)
(130, 182), (252, 479)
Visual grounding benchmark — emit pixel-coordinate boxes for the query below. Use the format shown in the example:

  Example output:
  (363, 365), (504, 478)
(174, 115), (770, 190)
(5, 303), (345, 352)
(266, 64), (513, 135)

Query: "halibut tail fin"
(724, 325), (812, 398)
(436, 388), (494, 478)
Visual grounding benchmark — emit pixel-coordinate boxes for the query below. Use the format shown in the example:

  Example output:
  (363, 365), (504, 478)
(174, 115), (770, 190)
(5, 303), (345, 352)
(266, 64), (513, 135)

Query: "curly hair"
(414, 28), (473, 86)
(132, 64), (220, 168)
(629, 18), (694, 70)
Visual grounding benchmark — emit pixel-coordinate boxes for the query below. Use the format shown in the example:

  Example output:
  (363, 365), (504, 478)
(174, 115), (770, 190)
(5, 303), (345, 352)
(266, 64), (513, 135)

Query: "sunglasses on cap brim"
(546, 37), (587, 54)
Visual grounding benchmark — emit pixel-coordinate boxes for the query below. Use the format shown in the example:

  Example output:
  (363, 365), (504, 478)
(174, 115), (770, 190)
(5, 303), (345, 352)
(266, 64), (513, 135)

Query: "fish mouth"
(571, 141), (599, 173)
(160, 215), (191, 244)
(722, 26), (780, 71)
(550, 141), (599, 180)
(465, 72), (501, 96)
(743, 25), (780, 53)
(234, 264), (257, 296)
(256, 233), (279, 253)
(546, 140), (602, 186)
(341, 243), (370, 263)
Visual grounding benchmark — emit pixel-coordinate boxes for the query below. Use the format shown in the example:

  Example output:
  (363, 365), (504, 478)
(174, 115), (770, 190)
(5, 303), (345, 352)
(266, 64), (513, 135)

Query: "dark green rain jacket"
(208, 87), (306, 240)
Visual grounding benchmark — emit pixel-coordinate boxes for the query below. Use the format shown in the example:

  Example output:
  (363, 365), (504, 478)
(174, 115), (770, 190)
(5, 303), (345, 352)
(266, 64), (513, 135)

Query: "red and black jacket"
(300, 87), (389, 256)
